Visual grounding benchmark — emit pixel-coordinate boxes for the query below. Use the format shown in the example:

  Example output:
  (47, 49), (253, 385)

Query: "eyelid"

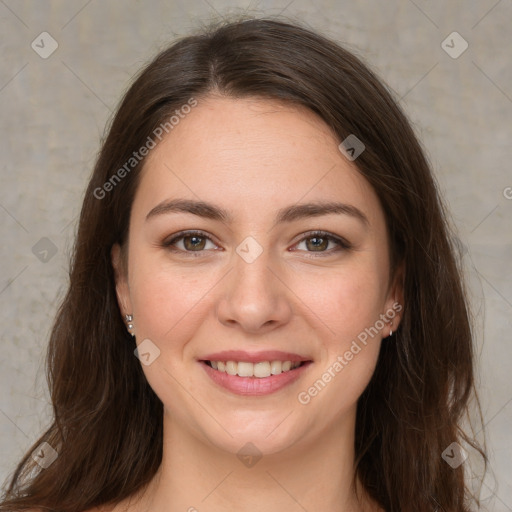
(162, 229), (219, 250)
(162, 229), (351, 255)
(292, 230), (352, 253)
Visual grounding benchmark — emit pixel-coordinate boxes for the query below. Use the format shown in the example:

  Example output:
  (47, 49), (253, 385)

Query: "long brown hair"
(1, 14), (486, 512)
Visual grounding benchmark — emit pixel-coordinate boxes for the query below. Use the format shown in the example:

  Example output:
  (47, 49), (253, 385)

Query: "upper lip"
(200, 350), (312, 363)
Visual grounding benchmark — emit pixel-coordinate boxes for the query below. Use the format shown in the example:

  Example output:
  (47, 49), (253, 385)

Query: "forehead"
(145, 95), (340, 172)
(134, 95), (384, 230)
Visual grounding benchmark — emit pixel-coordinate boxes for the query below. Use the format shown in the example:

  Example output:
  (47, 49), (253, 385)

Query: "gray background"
(0, 0), (511, 509)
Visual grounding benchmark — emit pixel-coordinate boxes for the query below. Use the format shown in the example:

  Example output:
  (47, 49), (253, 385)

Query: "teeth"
(254, 361), (271, 378)
(208, 360), (302, 378)
(226, 361), (237, 375)
(270, 361), (282, 375)
(238, 361), (255, 377)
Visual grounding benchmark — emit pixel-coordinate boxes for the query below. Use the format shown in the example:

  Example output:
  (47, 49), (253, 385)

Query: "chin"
(196, 409), (313, 459)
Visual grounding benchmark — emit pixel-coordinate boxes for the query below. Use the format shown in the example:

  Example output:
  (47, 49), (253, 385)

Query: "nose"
(215, 242), (294, 334)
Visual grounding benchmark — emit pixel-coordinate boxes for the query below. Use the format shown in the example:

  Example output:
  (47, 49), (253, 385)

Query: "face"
(112, 95), (403, 457)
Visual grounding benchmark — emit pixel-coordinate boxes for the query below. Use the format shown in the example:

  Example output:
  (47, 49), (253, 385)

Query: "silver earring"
(125, 314), (135, 336)
(389, 329), (393, 337)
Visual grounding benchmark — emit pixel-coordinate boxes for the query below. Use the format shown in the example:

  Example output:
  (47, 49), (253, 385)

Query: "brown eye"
(182, 235), (207, 251)
(305, 236), (329, 251)
(294, 231), (351, 255)
(163, 231), (217, 253)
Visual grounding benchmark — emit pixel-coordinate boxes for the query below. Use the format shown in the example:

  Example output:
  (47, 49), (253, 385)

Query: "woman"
(0, 15), (486, 512)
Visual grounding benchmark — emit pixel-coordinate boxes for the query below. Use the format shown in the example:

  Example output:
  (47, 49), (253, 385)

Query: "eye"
(162, 229), (351, 257)
(292, 231), (351, 255)
(162, 230), (219, 255)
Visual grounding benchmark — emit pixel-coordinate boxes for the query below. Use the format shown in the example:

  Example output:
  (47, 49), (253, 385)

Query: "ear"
(383, 261), (405, 336)
(111, 243), (132, 316)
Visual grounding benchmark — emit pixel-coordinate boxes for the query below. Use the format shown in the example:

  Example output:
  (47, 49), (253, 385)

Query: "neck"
(134, 407), (376, 512)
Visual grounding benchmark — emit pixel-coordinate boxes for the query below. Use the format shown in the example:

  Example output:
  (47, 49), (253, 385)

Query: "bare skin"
(106, 95), (402, 512)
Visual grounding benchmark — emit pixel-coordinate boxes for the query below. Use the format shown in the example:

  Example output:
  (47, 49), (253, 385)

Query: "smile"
(199, 351), (313, 396)
(204, 360), (305, 378)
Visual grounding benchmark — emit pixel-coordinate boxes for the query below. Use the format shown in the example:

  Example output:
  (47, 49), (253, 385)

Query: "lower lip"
(200, 361), (312, 396)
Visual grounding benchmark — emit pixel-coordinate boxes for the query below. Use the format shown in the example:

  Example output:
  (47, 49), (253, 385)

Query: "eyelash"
(161, 230), (352, 257)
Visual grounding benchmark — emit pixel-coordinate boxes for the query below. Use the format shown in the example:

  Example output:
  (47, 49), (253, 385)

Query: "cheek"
(128, 248), (226, 358)
(127, 257), (215, 404)
(291, 259), (387, 343)
(290, 260), (385, 402)
(296, 278), (383, 418)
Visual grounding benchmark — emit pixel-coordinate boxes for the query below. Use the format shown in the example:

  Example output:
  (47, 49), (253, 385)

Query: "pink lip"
(200, 360), (313, 396)
(200, 350), (310, 364)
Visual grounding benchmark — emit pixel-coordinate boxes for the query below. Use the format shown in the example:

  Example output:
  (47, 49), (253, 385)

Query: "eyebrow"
(146, 198), (369, 228)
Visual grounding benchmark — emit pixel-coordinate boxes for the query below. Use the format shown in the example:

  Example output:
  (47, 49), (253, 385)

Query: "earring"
(125, 314), (135, 337)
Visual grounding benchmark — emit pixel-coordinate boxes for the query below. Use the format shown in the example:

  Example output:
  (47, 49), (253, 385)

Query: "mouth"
(198, 351), (313, 396)
(201, 359), (308, 378)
